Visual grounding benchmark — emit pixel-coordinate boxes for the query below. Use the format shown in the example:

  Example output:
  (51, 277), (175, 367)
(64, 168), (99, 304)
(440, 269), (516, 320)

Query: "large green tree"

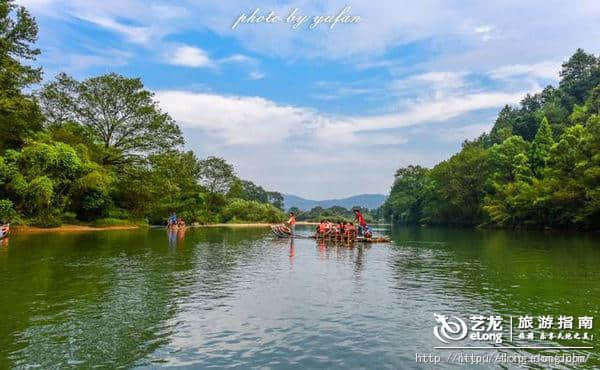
(382, 165), (428, 223)
(39, 73), (184, 164)
(198, 156), (235, 194)
(0, 0), (43, 150)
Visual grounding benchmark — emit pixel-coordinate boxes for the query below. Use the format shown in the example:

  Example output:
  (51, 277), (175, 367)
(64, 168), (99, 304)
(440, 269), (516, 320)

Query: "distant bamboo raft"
(270, 224), (392, 243)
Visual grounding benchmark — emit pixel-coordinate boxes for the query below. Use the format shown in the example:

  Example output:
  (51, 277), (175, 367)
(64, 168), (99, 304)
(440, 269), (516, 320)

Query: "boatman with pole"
(353, 209), (367, 236)
(287, 212), (296, 236)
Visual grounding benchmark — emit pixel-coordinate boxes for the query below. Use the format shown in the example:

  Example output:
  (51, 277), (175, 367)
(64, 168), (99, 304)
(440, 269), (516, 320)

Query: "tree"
(488, 105), (517, 145)
(112, 150), (205, 223)
(422, 146), (489, 225)
(0, 0), (44, 150)
(227, 178), (245, 199)
(0, 140), (87, 224)
(529, 117), (555, 176)
(383, 165), (428, 223)
(559, 48), (600, 109)
(198, 156), (235, 194)
(39, 73), (184, 164)
(267, 191), (284, 210)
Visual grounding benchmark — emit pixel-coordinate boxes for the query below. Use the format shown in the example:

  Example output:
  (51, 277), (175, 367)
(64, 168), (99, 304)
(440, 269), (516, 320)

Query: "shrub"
(221, 199), (285, 223)
(0, 199), (16, 223)
(31, 215), (62, 228)
(91, 218), (134, 227)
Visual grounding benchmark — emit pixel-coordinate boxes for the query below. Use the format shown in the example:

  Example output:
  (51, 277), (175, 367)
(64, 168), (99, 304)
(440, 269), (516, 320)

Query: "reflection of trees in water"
(2, 227), (275, 367)
(0, 230), (203, 368)
(386, 226), (600, 362)
(389, 226), (600, 312)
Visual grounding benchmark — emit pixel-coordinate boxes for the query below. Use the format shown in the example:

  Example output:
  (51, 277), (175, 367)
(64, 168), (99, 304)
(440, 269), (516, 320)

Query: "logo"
(432, 313), (594, 346)
(433, 313), (468, 343)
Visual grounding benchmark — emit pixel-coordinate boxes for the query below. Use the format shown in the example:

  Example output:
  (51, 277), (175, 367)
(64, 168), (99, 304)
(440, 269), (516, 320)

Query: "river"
(0, 226), (598, 368)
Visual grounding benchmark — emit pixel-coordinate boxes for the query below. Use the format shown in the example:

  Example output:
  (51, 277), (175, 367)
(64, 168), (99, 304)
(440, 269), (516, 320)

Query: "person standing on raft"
(286, 212), (296, 236)
(353, 209), (367, 236)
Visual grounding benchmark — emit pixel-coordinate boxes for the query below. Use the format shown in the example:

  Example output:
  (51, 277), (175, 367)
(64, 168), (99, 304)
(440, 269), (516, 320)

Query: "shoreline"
(11, 221), (321, 234)
(13, 225), (141, 234)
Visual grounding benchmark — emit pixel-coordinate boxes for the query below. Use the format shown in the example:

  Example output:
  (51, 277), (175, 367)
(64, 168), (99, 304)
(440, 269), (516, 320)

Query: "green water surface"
(0, 226), (598, 368)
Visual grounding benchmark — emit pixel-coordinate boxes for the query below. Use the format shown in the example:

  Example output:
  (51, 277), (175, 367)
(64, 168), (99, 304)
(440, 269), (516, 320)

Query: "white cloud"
(74, 14), (156, 45)
(321, 91), (525, 140)
(389, 71), (468, 99)
(489, 61), (560, 80)
(155, 91), (316, 145)
(474, 25), (493, 34)
(168, 45), (214, 68)
(248, 71), (265, 80)
(473, 24), (495, 42)
(158, 88), (524, 198)
(156, 88), (525, 146)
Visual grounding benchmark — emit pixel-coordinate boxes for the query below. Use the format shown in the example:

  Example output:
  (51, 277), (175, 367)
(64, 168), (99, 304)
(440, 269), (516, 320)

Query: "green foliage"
(382, 165), (428, 223)
(228, 179), (284, 210)
(0, 0), (44, 150)
(39, 72), (184, 164)
(220, 199), (285, 223)
(385, 49), (600, 230)
(198, 156), (235, 194)
(422, 145), (490, 225)
(90, 218), (146, 227)
(0, 0), (287, 228)
(528, 117), (554, 175)
(0, 199), (15, 223)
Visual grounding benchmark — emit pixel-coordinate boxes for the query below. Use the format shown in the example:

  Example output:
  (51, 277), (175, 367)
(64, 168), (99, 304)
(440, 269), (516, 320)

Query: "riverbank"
(13, 225), (141, 234)
(10, 221), (320, 234)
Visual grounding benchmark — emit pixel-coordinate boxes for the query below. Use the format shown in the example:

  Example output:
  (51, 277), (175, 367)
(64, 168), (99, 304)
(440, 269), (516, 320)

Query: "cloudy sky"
(18, 0), (600, 199)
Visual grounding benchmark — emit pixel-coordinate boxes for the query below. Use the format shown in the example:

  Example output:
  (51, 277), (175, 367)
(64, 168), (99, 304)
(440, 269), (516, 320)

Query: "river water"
(0, 226), (598, 368)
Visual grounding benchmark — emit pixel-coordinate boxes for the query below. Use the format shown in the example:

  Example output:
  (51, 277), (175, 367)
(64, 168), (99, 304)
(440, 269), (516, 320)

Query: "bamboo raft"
(270, 225), (392, 244)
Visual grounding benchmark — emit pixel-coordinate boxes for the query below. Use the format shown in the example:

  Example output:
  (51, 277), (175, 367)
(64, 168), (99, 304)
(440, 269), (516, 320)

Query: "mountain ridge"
(283, 193), (387, 211)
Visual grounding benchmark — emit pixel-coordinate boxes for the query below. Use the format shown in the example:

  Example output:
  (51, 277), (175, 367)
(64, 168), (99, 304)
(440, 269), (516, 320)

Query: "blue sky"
(18, 0), (600, 199)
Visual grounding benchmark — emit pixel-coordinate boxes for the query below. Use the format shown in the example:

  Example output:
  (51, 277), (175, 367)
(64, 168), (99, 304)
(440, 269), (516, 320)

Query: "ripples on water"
(0, 226), (599, 368)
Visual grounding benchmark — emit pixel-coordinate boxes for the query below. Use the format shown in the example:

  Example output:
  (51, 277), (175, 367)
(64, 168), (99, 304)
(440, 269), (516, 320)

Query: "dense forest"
(383, 49), (600, 230)
(0, 1), (285, 227)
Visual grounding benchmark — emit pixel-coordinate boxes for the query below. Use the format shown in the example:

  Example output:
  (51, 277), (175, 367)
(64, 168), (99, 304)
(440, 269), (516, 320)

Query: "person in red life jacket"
(344, 222), (355, 240)
(353, 209), (368, 236)
(337, 220), (345, 239)
(317, 219), (329, 237)
(286, 212), (296, 235)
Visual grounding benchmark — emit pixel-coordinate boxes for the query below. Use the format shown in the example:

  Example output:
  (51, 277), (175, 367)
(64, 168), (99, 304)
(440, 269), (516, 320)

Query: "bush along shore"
(0, 1), (285, 228)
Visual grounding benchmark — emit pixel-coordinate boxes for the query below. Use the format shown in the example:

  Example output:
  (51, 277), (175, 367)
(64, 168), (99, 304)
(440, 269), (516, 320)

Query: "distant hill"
(283, 194), (387, 211)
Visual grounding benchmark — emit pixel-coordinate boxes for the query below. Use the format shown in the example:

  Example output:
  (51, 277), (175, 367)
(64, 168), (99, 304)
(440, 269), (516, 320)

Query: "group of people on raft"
(167, 213), (186, 229)
(284, 209), (371, 240)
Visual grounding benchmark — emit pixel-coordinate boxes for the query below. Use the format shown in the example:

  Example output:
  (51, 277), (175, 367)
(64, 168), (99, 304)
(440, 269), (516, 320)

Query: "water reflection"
(0, 226), (598, 368)
(289, 237), (295, 266)
(387, 226), (600, 368)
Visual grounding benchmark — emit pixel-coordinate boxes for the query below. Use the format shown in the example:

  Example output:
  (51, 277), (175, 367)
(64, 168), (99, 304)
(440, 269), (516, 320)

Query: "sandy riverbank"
(11, 221), (319, 234)
(13, 225), (141, 234)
